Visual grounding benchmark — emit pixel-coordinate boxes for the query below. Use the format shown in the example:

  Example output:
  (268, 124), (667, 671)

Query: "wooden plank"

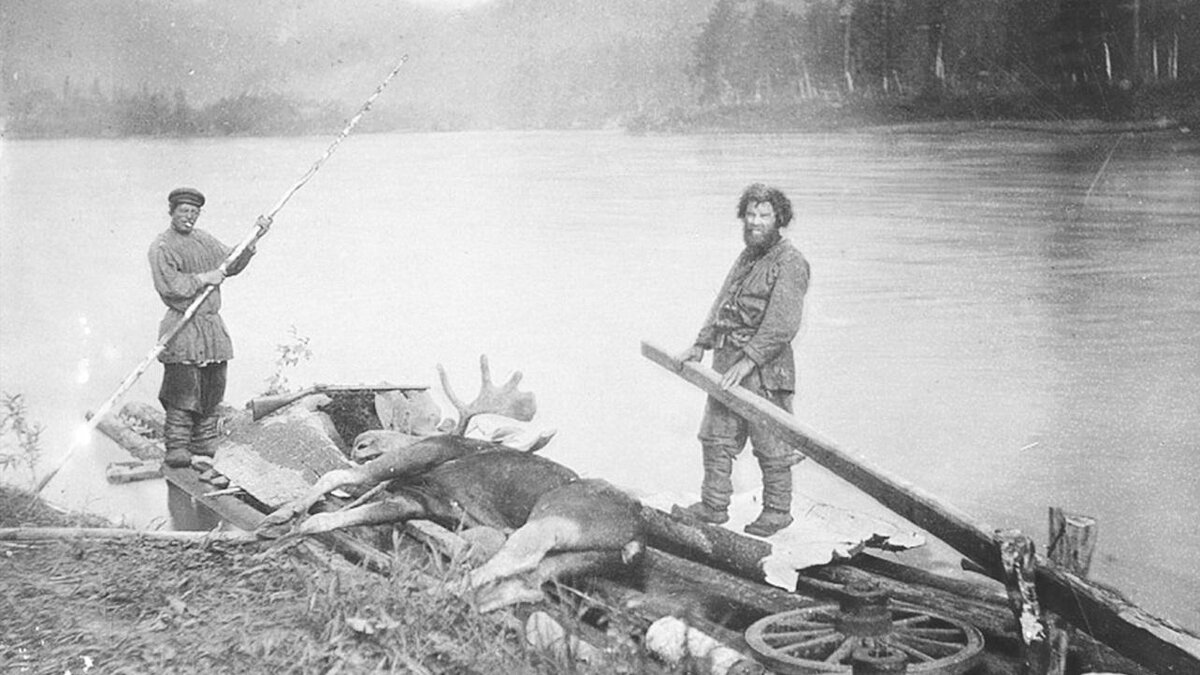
(642, 340), (1200, 673)
(161, 466), (268, 530)
(1034, 564), (1200, 674)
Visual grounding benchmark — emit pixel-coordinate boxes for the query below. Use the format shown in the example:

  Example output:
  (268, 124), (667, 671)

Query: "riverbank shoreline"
(628, 81), (1200, 137)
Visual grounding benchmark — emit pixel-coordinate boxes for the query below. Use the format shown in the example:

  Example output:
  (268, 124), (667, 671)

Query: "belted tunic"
(694, 237), (810, 391)
(148, 228), (253, 365)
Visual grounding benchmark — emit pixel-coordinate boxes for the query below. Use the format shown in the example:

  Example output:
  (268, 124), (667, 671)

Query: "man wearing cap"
(149, 187), (271, 468)
(675, 183), (810, 538)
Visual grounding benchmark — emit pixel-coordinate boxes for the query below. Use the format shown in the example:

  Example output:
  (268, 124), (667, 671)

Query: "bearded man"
(149, 187), (270, 468)
(676, 183), (810, 537)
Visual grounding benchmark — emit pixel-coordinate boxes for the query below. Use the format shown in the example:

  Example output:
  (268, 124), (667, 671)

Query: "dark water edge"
(627, 81), (1200, 135)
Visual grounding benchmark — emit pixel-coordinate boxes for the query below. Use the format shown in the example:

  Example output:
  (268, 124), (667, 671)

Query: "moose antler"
(437, 355), (537, 436)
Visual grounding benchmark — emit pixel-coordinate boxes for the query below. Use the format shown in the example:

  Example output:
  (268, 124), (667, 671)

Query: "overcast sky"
(412, 0), (492, 7)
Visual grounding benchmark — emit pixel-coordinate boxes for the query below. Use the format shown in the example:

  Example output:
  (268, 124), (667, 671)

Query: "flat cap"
(168, 187), (205, 208)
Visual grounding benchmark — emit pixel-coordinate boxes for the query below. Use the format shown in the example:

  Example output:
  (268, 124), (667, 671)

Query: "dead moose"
(256, 356), (645, 612)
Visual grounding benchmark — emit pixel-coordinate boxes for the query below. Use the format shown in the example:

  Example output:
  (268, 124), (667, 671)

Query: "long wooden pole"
(641, 340), (1200, 672)
(34, 57), (408, 494)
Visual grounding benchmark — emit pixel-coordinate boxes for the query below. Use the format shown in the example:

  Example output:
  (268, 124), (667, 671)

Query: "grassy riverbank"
(0, 486), (666, 674)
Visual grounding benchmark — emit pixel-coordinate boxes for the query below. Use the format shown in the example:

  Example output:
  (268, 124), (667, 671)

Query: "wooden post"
(998, 529), (1065, 675)
(1047, 507), (1097, 578)
(1043, 507), (1096, 675)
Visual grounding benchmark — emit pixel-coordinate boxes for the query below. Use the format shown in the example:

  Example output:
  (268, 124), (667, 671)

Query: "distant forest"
(4, 0), (1199, 138)
(664, 0), (1200, 130)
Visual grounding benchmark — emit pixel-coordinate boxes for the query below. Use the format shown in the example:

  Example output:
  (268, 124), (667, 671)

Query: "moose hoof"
(460, 527), (507, 566)
(255, 522), (294, 540)
(475, 577), (545, 613)
(256, 507), (301, 536)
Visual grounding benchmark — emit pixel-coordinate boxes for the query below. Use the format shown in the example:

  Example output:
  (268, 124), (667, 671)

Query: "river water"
(2, 129), (1197, 630)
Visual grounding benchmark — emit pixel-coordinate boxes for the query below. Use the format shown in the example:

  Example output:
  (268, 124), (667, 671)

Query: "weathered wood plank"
(160, 466), (268, 530)
(1034, 564), (1200, 674)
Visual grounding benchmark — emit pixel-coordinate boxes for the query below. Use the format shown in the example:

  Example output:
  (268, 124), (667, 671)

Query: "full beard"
(743, 228), (779, 251)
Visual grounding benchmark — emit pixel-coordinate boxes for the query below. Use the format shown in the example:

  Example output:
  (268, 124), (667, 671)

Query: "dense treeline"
(4, 82), (345, 138)
(670, 0), (1200, 128)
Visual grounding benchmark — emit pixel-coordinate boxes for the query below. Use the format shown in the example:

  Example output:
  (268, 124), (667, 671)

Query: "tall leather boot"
(191, 413), (220, 458)
(745, 457), (794, 537)
(163, 408), (195, 468)
(681, 443), (735, 525)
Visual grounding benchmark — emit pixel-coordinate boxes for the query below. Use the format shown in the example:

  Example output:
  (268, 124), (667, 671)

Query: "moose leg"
(469, 517), (569, 590)
(257, 467), (376, 533)
(475, 550), (627, 613)
(294, 496), (426, 536)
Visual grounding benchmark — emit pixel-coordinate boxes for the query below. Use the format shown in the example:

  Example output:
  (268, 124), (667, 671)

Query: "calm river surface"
(2, 129), (1197, 629)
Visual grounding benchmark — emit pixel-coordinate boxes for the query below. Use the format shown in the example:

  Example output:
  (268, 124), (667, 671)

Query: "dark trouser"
(697, 352), (797, 514)
(159, 362), (227, 456)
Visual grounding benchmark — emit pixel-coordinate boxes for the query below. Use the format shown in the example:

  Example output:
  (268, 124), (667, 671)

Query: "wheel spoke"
(780, 631), (846, 656)
(892, 612), (935, 627)
(823, 635), (860, 664)
(891, 633), (962, 657)
(895, 626), (963, 640)
(763, 628), (837, 644)
(767, 620), (837, 631)
(883, 637), (937, 662)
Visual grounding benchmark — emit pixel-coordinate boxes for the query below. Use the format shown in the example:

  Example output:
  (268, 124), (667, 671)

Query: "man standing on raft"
(676, 183), (810, 537)
(149, 187), (270, 468)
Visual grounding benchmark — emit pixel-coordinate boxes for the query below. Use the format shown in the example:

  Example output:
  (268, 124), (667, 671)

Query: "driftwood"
(93, 410), (163, 461)
(642, 340), (1200, 674)
(105, 459), (163, 484)
(0, 527), (257, 543)
(121, 401), (166, 438)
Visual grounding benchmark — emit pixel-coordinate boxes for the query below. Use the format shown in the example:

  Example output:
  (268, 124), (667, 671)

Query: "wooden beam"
(642, 340), (1000, 575)
(641, 340), (1200, 673)
(639, 503), (773, 583)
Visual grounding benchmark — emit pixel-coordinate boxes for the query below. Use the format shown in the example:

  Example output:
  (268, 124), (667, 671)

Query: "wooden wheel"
(744, 601), (984, 674)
